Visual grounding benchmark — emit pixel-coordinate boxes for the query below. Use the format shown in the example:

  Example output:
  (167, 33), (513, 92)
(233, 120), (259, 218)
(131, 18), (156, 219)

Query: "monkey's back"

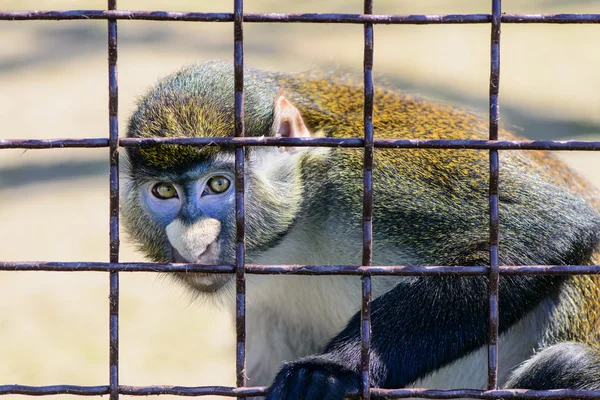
(280, 72), (599, 205)
(279, 73), (598, 258)
(280, 71), (600, 347)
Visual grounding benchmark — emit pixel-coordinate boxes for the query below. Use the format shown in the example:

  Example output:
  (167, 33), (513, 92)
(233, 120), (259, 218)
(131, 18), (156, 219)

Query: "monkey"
(121, 61), (600, 399)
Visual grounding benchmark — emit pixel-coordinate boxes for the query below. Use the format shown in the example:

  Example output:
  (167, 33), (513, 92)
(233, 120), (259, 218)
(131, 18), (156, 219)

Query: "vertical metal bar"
(487, 0), (501, 391)
(233, 0), (247, 395)
(361, 0), (375, 398)
(107, 0), (120, 397)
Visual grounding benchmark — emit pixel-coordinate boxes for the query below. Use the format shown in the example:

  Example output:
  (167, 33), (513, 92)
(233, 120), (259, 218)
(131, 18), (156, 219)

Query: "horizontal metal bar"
(2, 137), (600, 151)
(3, 385), (600, 398)
(0, 10), (233, 22)
(1, 11), (599, 24)
(119, 136), (364, 148)
(245, 13), (491, 24)
(0, 385), (109, 396)
(120, 385), (267, 397)
(0, 261), (236, 273)
(503, 14), (600, 24)
(2, 262), (600, 276)
(371, 388), (600, 399)
(0, 138), (109, 149)
(0, 384), (267, 397)
(118, 137), (600, 151)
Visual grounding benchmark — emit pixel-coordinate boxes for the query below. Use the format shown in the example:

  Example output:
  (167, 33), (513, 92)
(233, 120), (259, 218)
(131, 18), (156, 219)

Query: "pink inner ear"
(274, 96), (311, 139)
(278, 119), (293, 138)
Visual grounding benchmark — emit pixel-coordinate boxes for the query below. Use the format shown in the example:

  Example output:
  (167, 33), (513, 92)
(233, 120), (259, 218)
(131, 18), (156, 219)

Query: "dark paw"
(266, 356), (360, 400)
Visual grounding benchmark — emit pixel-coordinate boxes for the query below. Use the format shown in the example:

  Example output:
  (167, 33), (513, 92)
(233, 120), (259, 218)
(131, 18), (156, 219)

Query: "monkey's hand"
(266, 355), (360, 400)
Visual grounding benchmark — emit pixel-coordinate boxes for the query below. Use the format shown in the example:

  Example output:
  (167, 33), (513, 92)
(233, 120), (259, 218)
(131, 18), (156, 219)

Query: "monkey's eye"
(206, 176), (231, 195)
(151, 182), (178, 200)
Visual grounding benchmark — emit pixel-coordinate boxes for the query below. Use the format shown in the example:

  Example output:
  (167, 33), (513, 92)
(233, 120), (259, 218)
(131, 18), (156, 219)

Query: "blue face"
(124, 145), (308, 294)
(133, 160), (239, 292)
(139, 164), (236, 229)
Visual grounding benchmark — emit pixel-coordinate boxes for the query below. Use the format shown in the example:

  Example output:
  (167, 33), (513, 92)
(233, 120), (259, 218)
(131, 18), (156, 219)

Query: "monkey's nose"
(166, 217), (221, 262)
(171, 239), (220, 264)
(172, 247), (190, 263)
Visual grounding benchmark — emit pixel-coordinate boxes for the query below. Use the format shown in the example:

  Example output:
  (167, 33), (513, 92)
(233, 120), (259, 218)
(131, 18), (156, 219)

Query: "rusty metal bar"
(120, 385), (268, 397)
(107, 0), (120, 399)
(502, 14), (600, 23)
(360, 0), (375, 398)
(0, 138), (110, 148)
(0, 384), (268, 397)
(368, 139), (600, 150)
(3, 385), (600, 398)
(486, 0), (501, 391)
(233, 0), (247, 394)
(1, 11), (600, 24)
(2, 2), (599, 400)
(4, 137), (600, 150)
(369, 388), (600, 399)
(0, 385), (110, 396)
(3, 262), (600, 276)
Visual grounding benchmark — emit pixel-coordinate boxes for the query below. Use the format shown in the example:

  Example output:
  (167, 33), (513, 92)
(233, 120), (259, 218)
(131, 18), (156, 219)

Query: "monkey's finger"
(266, 358), (360, 400)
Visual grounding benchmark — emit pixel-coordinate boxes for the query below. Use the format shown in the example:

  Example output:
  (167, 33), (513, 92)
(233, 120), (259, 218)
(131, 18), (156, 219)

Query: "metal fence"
(1, 1), (600, 399)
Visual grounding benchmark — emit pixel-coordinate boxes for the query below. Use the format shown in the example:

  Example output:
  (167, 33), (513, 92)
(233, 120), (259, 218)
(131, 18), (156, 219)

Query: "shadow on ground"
(0, 22), (287, 74)
(0, 160), (107, 190)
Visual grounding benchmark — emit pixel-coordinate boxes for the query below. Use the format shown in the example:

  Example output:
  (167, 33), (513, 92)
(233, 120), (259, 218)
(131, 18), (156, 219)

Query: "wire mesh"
(1, 1), (599, 399)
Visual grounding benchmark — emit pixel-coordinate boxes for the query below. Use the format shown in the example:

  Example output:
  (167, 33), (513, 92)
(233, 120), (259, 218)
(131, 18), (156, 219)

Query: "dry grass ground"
(1, 1), (599, 399)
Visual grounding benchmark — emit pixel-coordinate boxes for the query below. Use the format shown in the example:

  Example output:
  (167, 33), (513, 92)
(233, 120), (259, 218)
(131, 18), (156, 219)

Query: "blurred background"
(1, 0), (599, 399)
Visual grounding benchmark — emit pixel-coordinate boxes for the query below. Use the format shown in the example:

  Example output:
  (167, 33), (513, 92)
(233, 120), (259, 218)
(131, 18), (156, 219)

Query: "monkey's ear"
(272, 96), (311, 139)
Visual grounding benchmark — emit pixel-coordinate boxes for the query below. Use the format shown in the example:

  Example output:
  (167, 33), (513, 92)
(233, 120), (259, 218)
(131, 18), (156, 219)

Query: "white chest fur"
(217, 224), (551, 389)
(412, 298), (551, 391)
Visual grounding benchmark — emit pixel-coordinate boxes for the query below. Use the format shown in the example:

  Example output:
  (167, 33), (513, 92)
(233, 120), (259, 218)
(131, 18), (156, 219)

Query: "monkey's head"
(122, 62), (326, 294)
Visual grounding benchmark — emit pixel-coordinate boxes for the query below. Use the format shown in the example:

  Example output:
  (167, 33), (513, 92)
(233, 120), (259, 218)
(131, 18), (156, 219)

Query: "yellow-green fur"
(127, 61), (600, 352)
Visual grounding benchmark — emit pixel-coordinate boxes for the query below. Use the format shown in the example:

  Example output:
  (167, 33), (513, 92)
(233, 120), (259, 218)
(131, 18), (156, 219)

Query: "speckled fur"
(123, 61), (600, 394)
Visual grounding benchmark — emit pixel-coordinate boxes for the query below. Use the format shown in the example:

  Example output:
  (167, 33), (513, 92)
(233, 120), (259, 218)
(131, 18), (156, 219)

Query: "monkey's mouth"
(170, 242), (231, 293)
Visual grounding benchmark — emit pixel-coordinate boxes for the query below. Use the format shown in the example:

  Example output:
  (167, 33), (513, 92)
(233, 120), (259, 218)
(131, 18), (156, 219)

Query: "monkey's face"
(122, 151), (237, 293)
(122, 147), (307, 294)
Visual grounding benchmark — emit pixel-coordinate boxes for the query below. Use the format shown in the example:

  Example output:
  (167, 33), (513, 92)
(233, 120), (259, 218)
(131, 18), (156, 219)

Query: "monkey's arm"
(266, 274), (559, 399)
(505, 342), (600, 390)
